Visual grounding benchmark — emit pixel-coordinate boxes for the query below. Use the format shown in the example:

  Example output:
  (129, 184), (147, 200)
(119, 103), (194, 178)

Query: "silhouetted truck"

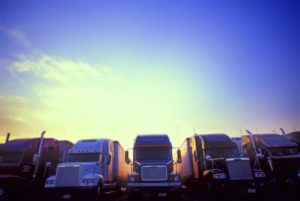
(45, 139), (130, 199)
(242, 131), (300, 186)
(125, 134), (182, 200)
(0, 131), (73, 200)
(177, 134), (266, 193)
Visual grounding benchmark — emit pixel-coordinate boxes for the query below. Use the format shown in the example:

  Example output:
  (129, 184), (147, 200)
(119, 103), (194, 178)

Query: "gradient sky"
(0, 0), (299, 148)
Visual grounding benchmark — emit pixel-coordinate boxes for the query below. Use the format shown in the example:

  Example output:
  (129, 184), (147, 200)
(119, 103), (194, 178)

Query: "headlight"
(82, 178), (96, 184)
(129, 176), (135, 182)
(297, 172), (300, 178)
(212, 173), (226, 179)
(174, 175), (180, 182)
(254, 171), (265, 178)
(46, 180), (55, 185)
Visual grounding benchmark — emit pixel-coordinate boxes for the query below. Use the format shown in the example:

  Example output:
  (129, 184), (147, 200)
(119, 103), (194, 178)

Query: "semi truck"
(125, 134), (182, 200)
(242, 130), (300, 186)
(45, 139), (130, 199)
(177, 134), (266, 193)
(0, 131), (73, 200)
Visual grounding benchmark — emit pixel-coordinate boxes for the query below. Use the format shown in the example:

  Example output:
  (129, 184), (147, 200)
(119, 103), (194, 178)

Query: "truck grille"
(141, 165), (167, 181)
(55, 166), (80, 187)
(226, 159), (253, 180)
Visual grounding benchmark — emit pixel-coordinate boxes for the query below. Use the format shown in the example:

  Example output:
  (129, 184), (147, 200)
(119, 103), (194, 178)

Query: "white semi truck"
(45, 139), (130, 199)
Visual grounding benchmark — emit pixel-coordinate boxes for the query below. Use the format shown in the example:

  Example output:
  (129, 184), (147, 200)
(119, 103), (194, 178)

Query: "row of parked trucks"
(0, 130), (300, 200)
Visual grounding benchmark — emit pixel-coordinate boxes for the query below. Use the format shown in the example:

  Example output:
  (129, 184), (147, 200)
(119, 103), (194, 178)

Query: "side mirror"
(106, 155), (111, 165)
(46, 161), (52, 167)
(205, 154), (212, 161)
(176, 149), (182, 164)
(125, 151), (131, 164)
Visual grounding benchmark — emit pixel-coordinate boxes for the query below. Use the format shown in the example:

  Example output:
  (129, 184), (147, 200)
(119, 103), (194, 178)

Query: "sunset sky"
(0, 0), (299, 148)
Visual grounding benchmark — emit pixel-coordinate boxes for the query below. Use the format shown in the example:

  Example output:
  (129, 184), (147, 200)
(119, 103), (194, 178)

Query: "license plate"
(63, 194), (71, 199)
(247, 188), (256, 193)
(158, 193), (167, 197)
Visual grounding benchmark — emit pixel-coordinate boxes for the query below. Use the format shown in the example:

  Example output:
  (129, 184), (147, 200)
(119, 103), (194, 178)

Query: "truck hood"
(208, 158), (227, 171)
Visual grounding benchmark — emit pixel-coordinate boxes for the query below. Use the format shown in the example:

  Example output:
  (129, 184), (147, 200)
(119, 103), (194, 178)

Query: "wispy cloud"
(10, 54), (110, 84)
(0, 25), (32, 48)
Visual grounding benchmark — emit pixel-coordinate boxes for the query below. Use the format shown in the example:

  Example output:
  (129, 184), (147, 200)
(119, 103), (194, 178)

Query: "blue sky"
(0, 0), (299, 147)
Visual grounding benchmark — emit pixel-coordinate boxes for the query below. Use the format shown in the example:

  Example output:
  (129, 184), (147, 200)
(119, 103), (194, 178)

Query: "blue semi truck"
(45, 139), (130, 199)
(125, 134), (182, 200)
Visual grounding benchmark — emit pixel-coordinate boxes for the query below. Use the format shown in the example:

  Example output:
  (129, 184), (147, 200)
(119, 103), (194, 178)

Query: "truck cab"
(45, 139), (129, 199)
(125, 134), (182, 199)
(178, 134), (265, 193)
(242, 133), (300, 186)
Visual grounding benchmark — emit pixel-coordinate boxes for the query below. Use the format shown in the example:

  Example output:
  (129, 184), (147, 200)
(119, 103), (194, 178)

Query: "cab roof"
(69, 139), (111, 153)
(134, 134), (171, 147)
(0, 138), (54, 152)
(243, 134), (297, 148)
(196, 134), (236, 149)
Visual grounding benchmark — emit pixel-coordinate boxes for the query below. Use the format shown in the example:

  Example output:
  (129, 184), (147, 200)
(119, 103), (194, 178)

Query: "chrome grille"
(141, 165), (167, 181)
(55, 166), (80, 187)
(226, 158), (253, 180)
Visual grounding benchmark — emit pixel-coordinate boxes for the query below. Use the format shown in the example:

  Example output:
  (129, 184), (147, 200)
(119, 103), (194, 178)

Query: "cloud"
(0, 25), (32, 48)
(10, 54), (111, 85)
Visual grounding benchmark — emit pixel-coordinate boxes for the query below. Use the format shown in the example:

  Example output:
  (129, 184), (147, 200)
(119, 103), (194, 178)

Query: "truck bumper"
(127, 182), (181, 188)
(209, 180), (261, 194)
(45, 186), (100, 200)
(127, 182), (181, 198)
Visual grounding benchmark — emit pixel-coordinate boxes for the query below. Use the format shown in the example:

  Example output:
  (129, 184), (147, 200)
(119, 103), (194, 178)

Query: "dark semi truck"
(125, 134), (182, 200)
(0, 131), (73, 200)
(242, 130), (300, 187)
(177, 134), (266, 194)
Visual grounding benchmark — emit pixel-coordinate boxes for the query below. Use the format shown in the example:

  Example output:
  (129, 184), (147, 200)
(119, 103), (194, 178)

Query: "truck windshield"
(267, 147), (299, 156)
(135, 147), (171, 161)
(206, 148), (239, 158)
(0, 152), (23, 164)
(68, 153), (100, 162)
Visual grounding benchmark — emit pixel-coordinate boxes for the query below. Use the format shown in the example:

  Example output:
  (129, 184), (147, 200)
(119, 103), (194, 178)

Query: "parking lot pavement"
(2, 190), (299, 201)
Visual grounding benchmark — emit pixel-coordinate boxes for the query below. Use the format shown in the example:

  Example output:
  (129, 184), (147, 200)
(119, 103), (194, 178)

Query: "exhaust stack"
(5, 132), (10, 143)
(33, 130), (46, 178)
(246, 129), (258, 154)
